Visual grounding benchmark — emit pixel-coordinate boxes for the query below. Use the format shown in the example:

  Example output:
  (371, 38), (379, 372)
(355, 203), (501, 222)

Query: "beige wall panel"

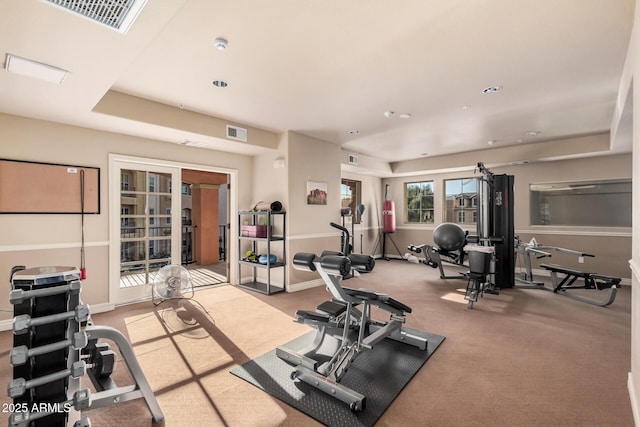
(0, 245), (108, 321)
(0, 113), (254, 304)
(287, 132), (342, 236)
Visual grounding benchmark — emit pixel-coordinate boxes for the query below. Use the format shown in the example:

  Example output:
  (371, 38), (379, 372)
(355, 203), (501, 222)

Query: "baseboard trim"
(629, 372), (639, 426)
(287, 278), (324, 292)
(90, 302), (116, 314)
(0, 302), (116, 332)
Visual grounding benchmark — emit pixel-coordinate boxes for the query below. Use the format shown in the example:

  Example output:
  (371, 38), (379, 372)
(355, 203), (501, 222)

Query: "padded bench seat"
(342, 287), (412, 314)
(295, 310), (331, 323)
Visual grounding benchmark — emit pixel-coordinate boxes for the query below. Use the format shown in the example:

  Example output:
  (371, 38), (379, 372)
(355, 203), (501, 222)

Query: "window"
(121, 173), (130, 191)
(444, 178), (478, 225)
(406, 181), (434, 223)
(530, 179), (631, 227)
(341, 179), (362, 223)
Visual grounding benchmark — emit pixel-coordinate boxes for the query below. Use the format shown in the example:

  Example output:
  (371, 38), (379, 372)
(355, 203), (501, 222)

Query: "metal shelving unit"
(237, 210), (286, 295)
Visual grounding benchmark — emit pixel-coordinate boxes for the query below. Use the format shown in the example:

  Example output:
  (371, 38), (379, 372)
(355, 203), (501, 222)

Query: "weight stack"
(11, 266), (82, 426)
(492, 174), (515, 288)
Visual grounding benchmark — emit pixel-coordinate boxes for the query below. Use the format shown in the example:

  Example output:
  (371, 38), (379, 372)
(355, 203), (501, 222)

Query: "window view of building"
(444, 178), (477, 225)
(120, 170), (172, 280)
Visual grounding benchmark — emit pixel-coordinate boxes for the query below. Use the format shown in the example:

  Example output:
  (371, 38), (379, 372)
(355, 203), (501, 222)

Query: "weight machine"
(277, 253), (428, 412)
(476, 162), (515, 289)
(515, 238), (621, 307)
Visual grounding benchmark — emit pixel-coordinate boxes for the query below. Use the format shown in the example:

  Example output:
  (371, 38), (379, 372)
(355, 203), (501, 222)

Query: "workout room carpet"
(230, 328), (445, 427)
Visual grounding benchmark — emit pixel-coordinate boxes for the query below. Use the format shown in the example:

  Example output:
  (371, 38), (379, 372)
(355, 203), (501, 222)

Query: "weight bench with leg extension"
(539, 263), (621, 307)
(276, 253), (428, 413)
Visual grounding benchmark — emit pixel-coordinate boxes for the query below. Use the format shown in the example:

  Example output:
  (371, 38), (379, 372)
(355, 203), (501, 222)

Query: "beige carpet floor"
(0, 259), (633, 426)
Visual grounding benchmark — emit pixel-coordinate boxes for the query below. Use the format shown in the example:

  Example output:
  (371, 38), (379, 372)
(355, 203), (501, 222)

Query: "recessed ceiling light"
(383, 111), (394, 118)
(5, 54), (68, 84)
(420, 152), (429, 156)
(487, 140), (496, 145)
(526, 130), (540, 137)
(348, 130), (360, 135)
(482, 85), (502, 94)
(462, 105), (471, 110)
(399, 113), (412, 119)
(212, 80), (228, 88)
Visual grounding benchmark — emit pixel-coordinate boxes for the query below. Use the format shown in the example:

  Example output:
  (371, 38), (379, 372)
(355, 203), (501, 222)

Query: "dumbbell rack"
(8, 266), (164, 426)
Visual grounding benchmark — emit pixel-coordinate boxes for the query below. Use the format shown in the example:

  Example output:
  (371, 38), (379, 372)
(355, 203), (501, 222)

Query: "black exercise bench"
(539, 263), (621, 307)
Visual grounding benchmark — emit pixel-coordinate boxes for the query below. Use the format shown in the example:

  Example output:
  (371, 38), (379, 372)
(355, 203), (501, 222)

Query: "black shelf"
(237, 211), (286, 295)
(239, 236), (285, 242)
(239, 280), (285, 295)
(239, 260), (285, 268)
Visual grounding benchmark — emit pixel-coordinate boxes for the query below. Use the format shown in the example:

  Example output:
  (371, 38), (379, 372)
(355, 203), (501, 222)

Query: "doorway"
(181, 169), (230, 288)
(109, 154), (236, 305)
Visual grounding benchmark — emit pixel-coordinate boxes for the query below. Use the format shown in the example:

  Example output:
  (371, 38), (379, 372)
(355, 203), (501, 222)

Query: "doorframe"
(108, 154), (238, 305)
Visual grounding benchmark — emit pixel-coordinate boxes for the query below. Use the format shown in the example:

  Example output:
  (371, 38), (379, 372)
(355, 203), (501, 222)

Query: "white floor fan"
(152, 264), (194, 306)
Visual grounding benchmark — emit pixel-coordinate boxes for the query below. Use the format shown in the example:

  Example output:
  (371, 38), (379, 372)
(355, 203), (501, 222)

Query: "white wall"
(625, 0), (640, 422)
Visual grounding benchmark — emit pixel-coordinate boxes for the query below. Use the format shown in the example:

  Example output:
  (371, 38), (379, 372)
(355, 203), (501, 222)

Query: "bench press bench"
(539, 263), (621, 307)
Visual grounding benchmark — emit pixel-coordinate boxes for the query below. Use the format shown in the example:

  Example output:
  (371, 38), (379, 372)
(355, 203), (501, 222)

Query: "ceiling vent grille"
(348, 154), (359, 166)
(226, 125), (247, 142)
(44, 0), (147, 34)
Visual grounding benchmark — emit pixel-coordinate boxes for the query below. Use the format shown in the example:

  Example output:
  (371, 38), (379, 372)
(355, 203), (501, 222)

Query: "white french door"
(109, 156), (181, 304)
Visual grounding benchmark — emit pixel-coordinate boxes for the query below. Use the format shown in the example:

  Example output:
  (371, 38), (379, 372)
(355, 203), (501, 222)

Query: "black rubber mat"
(231, 328), (445, 427)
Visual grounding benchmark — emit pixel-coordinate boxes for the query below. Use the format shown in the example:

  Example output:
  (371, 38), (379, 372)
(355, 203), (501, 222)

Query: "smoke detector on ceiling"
(44, 0), (148, 34)
(214, 38), (228, 50)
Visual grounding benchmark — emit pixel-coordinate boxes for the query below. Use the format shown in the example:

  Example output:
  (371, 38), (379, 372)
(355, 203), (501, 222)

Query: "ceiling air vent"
(348, 154), (359, 166)
(226, 125), (247, 142)
(44, 0), (147, 34)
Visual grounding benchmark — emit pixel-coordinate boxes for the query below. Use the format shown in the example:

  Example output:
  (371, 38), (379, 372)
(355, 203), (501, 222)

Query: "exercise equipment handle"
(330, 222), (350, 236)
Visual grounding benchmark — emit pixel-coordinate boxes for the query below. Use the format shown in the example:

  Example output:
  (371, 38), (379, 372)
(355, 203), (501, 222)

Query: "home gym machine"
(408, 163), (514, 307)
(276, 253), (428, 412)
(475, 162), (515, 289)
(515, 238), (621, 307)
(8, 266), (164, 426)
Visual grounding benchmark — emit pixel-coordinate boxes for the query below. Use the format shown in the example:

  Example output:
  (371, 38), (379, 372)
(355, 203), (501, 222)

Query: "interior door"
(109, 159), (181, 304)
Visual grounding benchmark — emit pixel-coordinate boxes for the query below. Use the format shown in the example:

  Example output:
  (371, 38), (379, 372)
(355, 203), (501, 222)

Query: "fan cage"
(152, 265), (193, 304)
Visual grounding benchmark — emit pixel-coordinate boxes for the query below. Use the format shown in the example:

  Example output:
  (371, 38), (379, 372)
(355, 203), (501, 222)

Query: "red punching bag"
(383, 200), (396, 233)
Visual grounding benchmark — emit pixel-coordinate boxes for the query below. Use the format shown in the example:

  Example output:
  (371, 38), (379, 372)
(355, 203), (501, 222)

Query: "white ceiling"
(0, 0), (635, 164)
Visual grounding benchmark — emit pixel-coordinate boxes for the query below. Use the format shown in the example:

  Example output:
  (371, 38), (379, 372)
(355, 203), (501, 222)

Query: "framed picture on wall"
(307, 181), (327, 205)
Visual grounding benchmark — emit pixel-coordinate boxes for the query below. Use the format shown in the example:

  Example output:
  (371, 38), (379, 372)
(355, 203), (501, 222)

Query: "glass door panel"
(111, 160), (180, 303)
